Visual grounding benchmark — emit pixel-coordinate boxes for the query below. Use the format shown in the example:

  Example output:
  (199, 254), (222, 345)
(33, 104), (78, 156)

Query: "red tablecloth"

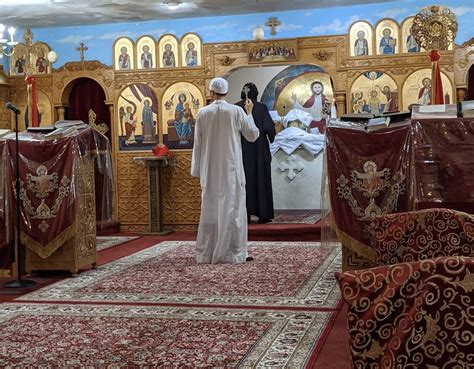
(2, 127), (111, 259)
(325, 124), (414, 260)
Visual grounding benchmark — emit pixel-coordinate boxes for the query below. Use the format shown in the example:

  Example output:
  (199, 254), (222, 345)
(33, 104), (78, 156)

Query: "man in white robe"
(191, 78), (260, 264)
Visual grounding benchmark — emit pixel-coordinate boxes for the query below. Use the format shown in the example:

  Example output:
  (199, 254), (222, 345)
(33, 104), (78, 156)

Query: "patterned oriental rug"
(252, 211), (321, 224)
(18, 241), (341, 308)
(96, 236), (140, 251)
(0, 302), (335, 367)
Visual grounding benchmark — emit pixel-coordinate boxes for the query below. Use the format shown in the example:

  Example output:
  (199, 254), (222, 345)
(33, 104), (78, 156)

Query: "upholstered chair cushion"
(336, 256), (474, 368)
(368, 208), (473, 265)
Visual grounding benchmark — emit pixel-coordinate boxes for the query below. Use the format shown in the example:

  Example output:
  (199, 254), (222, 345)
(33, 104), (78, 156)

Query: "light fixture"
(0, 24), (18, 59)
(163, 0), (182, 10)
(47, 50), (58, 64)
(252, 27), (265, 41)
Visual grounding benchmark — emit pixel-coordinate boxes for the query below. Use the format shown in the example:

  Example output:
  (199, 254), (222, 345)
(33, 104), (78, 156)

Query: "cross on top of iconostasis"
(265, 17), (281, 36)
(76, 42), (88, 61)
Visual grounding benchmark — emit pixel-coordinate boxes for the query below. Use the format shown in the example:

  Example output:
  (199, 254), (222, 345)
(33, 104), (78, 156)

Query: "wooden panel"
(117, 151), (201, 232)
(117, 152), (150, 232)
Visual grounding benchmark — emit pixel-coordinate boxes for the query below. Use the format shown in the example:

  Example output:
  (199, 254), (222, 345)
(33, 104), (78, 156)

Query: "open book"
(0, 129), (11, 139)
(54, 120), (88, 129)
(341, 111), (410, 131)
(27, 126), (56, 134)
(44, 126), (78, 139)
(366, 117), (390, 132)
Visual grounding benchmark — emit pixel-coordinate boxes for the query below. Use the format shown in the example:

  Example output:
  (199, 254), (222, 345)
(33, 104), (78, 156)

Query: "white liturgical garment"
(191, 100), (259, 264)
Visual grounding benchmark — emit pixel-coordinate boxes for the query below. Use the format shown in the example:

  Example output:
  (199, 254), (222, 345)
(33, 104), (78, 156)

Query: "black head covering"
(241, 82), (259, 100)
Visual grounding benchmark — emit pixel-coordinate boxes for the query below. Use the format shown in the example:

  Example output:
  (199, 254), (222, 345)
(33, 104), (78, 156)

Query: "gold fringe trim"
(335, 227), (377, 262)
(20, 223), (76, 259)
(0, 269), (12, 277)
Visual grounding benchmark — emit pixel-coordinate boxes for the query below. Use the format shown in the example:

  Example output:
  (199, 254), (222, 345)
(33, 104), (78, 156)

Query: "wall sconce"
(0, 24), (18, 58)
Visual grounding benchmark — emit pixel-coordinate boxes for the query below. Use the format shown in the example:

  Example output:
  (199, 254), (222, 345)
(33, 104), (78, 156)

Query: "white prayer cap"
(209, 77), (228, 94)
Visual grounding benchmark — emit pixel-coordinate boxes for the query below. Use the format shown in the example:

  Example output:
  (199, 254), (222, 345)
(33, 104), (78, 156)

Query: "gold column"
(456, 87), (466, 102)
(106, 102), (119, 224)
(57, 106), (65, 121)
(108, 104), (115, 138)
(334, 92), (346, 117)
(0, 70), (11, 130)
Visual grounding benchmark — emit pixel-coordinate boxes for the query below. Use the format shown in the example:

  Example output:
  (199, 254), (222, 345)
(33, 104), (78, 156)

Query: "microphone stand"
(4, 109), (35, 288)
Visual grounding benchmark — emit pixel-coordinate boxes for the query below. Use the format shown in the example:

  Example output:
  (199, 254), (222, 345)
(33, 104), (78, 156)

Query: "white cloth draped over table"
(191, 100), (259, 264)
(282, 109), (313, 128)
(270, 126), (325, 157)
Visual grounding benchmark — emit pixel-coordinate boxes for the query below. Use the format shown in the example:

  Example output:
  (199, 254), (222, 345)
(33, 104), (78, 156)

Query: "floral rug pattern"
(19, 241), (341, 308)
(0, 302), (333, 368)
(96, 236), (139, 251)
(252, 211), (321, 224)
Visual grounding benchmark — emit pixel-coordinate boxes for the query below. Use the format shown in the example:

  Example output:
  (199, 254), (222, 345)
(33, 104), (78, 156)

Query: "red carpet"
(0, 232), (350, 367)
(311, 304), (351, 369)
(0, 302), (336, 367)
(18, 241), (341, 309)
(249, 221), (322, 241)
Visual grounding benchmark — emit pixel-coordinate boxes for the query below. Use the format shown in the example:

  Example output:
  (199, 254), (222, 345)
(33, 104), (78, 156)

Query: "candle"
(330, 98), (337, 118)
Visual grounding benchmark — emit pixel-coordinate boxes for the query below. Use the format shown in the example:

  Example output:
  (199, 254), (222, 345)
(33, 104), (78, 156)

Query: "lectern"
(0, 127), (106, 276)
(133, 156), (173, 235)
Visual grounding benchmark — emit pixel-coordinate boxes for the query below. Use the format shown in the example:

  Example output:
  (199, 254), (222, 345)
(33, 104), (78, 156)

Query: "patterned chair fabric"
(335, 256), (474, 369)
(368, 208), (474, 265)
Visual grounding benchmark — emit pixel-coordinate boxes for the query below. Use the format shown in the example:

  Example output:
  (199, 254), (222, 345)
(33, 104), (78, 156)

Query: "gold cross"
(265, 17), (281, 36)
(76, 42), (88, 61)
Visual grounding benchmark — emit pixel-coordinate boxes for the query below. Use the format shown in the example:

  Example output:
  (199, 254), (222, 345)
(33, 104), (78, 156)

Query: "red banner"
(429, 50), (444, 105)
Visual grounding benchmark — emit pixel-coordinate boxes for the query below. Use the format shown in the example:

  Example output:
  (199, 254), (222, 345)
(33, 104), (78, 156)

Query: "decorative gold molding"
(217, 56), (236, 66)
(205, 42), (247, 52)
(313, 50), (333, 61)
(298, 35), (346, 47)
(459, 37), (474, 47)
(56, 60), (109, 72)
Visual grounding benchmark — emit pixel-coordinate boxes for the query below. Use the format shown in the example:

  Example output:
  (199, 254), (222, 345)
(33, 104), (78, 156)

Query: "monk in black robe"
(235, 83), (276, 223)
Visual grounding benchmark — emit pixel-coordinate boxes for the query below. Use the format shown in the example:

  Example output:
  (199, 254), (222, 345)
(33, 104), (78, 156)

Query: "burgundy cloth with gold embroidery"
(336, 256), (474, 368)
(325, 125), (414, 257)
(413, 119), (474, 213)
(368, 208), (474, 265)
(4, 128), (99, 259)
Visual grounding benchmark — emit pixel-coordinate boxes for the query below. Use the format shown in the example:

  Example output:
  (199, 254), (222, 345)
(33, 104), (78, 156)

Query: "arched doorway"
(468, 65), (474, 101)
(67, 77), (112, 142)
(62, 77), (119, 234)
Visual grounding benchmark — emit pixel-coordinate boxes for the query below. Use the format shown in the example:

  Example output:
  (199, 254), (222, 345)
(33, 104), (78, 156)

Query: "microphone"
(5, 102), (21, 115)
